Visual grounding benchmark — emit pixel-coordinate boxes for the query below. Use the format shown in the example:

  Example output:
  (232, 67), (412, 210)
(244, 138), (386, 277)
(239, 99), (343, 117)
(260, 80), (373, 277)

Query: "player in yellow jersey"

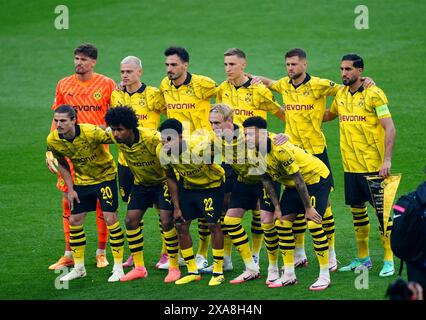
(217, 48), (285, 125)
(323, 54), (396, 277)
(110, 56), (170, 269)
(160, 46), (218, 270)
(111, 56), (164, 132)
(104, 106), (181, 283)
(243, 116), (332, 291)
(157, 119), (225, 286)
(209, 104), (288, 285)
(47, 105), (125, 282)
(216, 48), (286, 268)
(252, 48), (346, 270)
(160, 46), (217, 133)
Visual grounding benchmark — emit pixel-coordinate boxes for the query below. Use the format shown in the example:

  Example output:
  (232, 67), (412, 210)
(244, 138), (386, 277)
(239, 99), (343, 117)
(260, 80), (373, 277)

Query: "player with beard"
(323, 54), (396, 277)
(46, 44), (116, 271)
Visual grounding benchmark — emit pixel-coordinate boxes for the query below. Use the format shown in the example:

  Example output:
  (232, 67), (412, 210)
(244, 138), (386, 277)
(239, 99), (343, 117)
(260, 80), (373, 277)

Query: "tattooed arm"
(291, 171), (322, 224)
(261, 173), (282, 221)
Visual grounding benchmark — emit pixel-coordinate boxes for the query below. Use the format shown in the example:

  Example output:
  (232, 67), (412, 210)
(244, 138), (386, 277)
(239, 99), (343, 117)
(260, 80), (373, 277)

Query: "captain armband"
(375, 104), (391, 118)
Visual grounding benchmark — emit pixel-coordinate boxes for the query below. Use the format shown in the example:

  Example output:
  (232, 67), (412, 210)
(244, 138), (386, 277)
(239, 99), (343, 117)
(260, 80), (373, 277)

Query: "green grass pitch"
(1, 0), (425, 301)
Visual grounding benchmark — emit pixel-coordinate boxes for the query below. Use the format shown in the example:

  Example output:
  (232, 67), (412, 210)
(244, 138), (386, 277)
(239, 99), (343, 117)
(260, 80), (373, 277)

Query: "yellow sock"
(351, 207), (370, 259)
(181, 247), (198, 274)
(212, 248), (224, 275)
(197, 218), (211, 258)
(69, 225), (86, 266)
(224, 235), (232, 258)
(276, 220), (295, 270)
(261, 223), (279, 266)
(251, 210), (263, 256)
(126, 227), (144, 267)
(164, 228), (179, 268)
(224, 216), (253, 265)
(307, 220), (329, 270)
(108, 221), (124, 264)
(221, 214), (232, 258)
(293, 213), (306, 255)
(322, 206), (335, 251)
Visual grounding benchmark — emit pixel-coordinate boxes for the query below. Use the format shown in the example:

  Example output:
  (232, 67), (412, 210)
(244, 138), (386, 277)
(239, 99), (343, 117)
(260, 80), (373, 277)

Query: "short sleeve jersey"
(47, 124), (117, 186)
(156, 136), (225, 190)
(160, 73), (217, 133)
(253, 140), (330, 187)
(271, 74), (339, 154)
(216, 79), (281, 126)
(107, 127), (165, 186)
(330, 85), (391, 173)
(110, 84), (165, 165)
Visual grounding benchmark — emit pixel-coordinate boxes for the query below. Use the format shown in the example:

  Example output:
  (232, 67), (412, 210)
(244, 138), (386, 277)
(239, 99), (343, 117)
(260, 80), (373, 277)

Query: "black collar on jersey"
(289, 73), (311, 89)
(234, 77), (251, 90)
(59, 124), (81, 142)
(124, 83), (146, 96)
(171, 72), (192, 88)
(126, 129), (140, 147)
(349, 84), (364, 96)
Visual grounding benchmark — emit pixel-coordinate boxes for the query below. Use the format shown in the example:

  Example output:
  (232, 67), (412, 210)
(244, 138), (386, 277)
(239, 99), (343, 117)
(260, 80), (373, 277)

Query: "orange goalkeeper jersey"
(50, 72), (116, 191)
(51, 73), (116, 130)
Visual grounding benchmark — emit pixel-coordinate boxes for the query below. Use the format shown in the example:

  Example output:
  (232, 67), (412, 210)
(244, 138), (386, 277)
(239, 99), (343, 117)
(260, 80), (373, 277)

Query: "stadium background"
(0, 0), (425, 300)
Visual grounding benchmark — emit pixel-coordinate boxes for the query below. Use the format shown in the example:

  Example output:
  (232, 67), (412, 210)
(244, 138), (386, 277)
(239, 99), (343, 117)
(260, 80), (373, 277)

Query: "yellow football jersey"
(252, 139), (329, 187)
(47, 124), (117, 186)
(216, 79), (281, 126)
(111, 84), (165, 166)
(220, 124), (260, 184)
(330, 85), (391, 173)
(156, 136), (225, 189)
(271, 74), (339, 154)
(107, 127), (166, 186)
(160, 73), (217, 133)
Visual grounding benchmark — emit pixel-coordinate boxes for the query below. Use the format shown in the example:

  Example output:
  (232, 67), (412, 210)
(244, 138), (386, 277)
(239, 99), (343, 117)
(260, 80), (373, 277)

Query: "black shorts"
(258, 181), (281, 212)
(127, 182), (173, 212)
(179, 184), (225, 223)
(344, 172), (379, 206)
(118, 164), (134, 203)
(280, 175), (332, 217)
(222, 163), (237, 194)
(314, 148), (334, 188)
(72, 179), (118, 214)
(229, 181), (263, 211)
